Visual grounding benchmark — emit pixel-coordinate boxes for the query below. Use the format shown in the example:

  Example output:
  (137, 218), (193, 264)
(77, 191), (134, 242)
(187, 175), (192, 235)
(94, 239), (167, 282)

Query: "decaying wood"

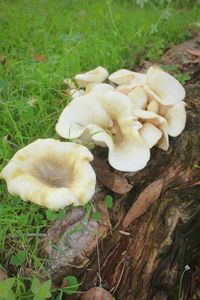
(40, 37), (200, 299)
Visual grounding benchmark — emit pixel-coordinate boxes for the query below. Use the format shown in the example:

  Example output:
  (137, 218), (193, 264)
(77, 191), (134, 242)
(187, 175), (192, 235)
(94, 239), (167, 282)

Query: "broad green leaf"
(62, 275), (80, 295)
(93, 211), (101, 221)
(0, 278), (15, 300)
(104, 195), (113, 208)
(31, 278), (52, 300)
(10, 250), (26, 266)
(46, 209), (59, 221)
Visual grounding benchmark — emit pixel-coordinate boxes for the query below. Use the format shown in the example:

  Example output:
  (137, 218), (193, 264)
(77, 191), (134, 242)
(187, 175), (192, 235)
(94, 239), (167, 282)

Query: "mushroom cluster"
(1, 65), (186, 210)
(56, 65), (186, 171)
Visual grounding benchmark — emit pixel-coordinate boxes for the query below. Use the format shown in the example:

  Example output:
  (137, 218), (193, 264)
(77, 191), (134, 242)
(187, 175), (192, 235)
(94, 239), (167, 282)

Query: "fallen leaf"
(0, 268), (8, 281)
(32, 54), (47, 62)
(192, 181), (200, 186)
(123, 179), (164, 228)
(93, 157), (133, 194)
(186, 49), (200, 57)
(80, 287), (113, 300)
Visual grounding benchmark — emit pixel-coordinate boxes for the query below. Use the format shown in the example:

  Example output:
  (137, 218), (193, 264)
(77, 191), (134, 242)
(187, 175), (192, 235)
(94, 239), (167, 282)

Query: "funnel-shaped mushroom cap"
(109, 69), (146, 85)
(146, 66), (185, 105)
(140, 123), (162, 148)
(56, 94), (112, 139)
(0, 139), (96, 210)
(75, 66), (109, 88)
(128, 87), (148, 109)
(165, 101), (186, 137)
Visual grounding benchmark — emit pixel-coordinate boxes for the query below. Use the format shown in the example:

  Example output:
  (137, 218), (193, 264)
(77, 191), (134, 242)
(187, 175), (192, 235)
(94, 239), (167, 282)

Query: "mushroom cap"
(85, 83), (115, 95)
(157, 124), (169, 150)
(91, 123), (150, 172)
(140, 123), (162, 148)
(109, 69), (146, 86)
(165, 101), (186, 137)
(146, 66), (185, 105)
(69, 88), (85, 99)
(134, 108), (166, 127)
(147, 100), (159, 113)
(128, 87), (148, 109)
(56, 94), (112, 139)
(75, 66), (109, 88)
(0, 139), (96, 210)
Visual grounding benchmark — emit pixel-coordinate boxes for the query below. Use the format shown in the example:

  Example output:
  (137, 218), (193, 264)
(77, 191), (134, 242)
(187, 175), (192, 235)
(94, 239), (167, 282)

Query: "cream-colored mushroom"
(69, 88), (85, 99)
(0, 139), (96, 210)
(56, 91), (150, 172)
(145, 66), (185, 106)
(56, 94), (112, 139)
(109, 69), (146, 86)
(139, 123), (162, 148)
(147, 100), (159, 114)
(85, 83), (115, 95)
(75, 66), (109, 88)
(128, 87), (148, 109)
(164, 101), (186, 137)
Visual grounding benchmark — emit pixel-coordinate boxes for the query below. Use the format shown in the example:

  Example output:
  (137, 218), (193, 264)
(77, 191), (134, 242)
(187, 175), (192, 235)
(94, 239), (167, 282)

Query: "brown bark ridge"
(40, 37), (200, 299)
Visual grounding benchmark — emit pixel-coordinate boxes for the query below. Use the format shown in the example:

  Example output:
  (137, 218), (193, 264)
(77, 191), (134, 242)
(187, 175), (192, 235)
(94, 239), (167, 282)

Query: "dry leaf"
(186, 49), (200, 57)
(93, 157), (133, 194)
(80, 287), (113, 300)
(32, 54), (47, 62)
(0, 268), (8, 281)
(192, 181), (200, 186)
(123, 179), (164, 228)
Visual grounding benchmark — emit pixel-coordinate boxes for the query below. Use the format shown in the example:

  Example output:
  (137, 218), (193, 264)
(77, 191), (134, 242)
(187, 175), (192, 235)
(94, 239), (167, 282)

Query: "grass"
(0, 0), (199, 298)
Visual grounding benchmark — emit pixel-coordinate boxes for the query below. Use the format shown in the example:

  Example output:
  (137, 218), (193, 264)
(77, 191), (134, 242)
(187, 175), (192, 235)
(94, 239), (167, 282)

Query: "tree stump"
(40, 36), (200, 300)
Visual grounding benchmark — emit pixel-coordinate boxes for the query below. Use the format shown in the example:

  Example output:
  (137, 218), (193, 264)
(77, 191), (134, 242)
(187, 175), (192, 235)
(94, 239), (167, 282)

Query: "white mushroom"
(85, 83), (115, 96)
(109, 69), (146, 86)
(145, 66), (185, 106)
(0, 139), (96, 210)
(69, 88), (85, 99)
(128, 87), (148, 109)
(56, 91), (150, 172)
(147, 100), (159, 113)
(56, 94), (112, 139)
(139, 123), (162, 148)
(164, 101), (186, 137)
(75, 66), (109, 88)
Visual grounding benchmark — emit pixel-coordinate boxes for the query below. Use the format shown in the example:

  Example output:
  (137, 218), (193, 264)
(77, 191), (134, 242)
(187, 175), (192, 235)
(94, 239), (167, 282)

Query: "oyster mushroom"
(85, 83), (115, 95)
(75, 66), (109, 88)
(0, 139), (96, 210)
(144, 65), (185, 106)
(109, 69), (146, 86)
(56, 91), (150, 172)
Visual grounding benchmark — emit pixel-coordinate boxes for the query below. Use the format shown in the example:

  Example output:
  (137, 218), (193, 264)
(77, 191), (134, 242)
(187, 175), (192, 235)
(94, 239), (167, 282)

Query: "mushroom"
(109, 69), (146, 86)
(0, 139), (96, 210)
(75, 66), (109, 88)
(144, 65), (185, 106)
(85, 83), (115, 96)
(163, 101), (186, 137)
(56, 91), (150, 172)
(139, 123), (162, 148)
(128, 87), (148, 109)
